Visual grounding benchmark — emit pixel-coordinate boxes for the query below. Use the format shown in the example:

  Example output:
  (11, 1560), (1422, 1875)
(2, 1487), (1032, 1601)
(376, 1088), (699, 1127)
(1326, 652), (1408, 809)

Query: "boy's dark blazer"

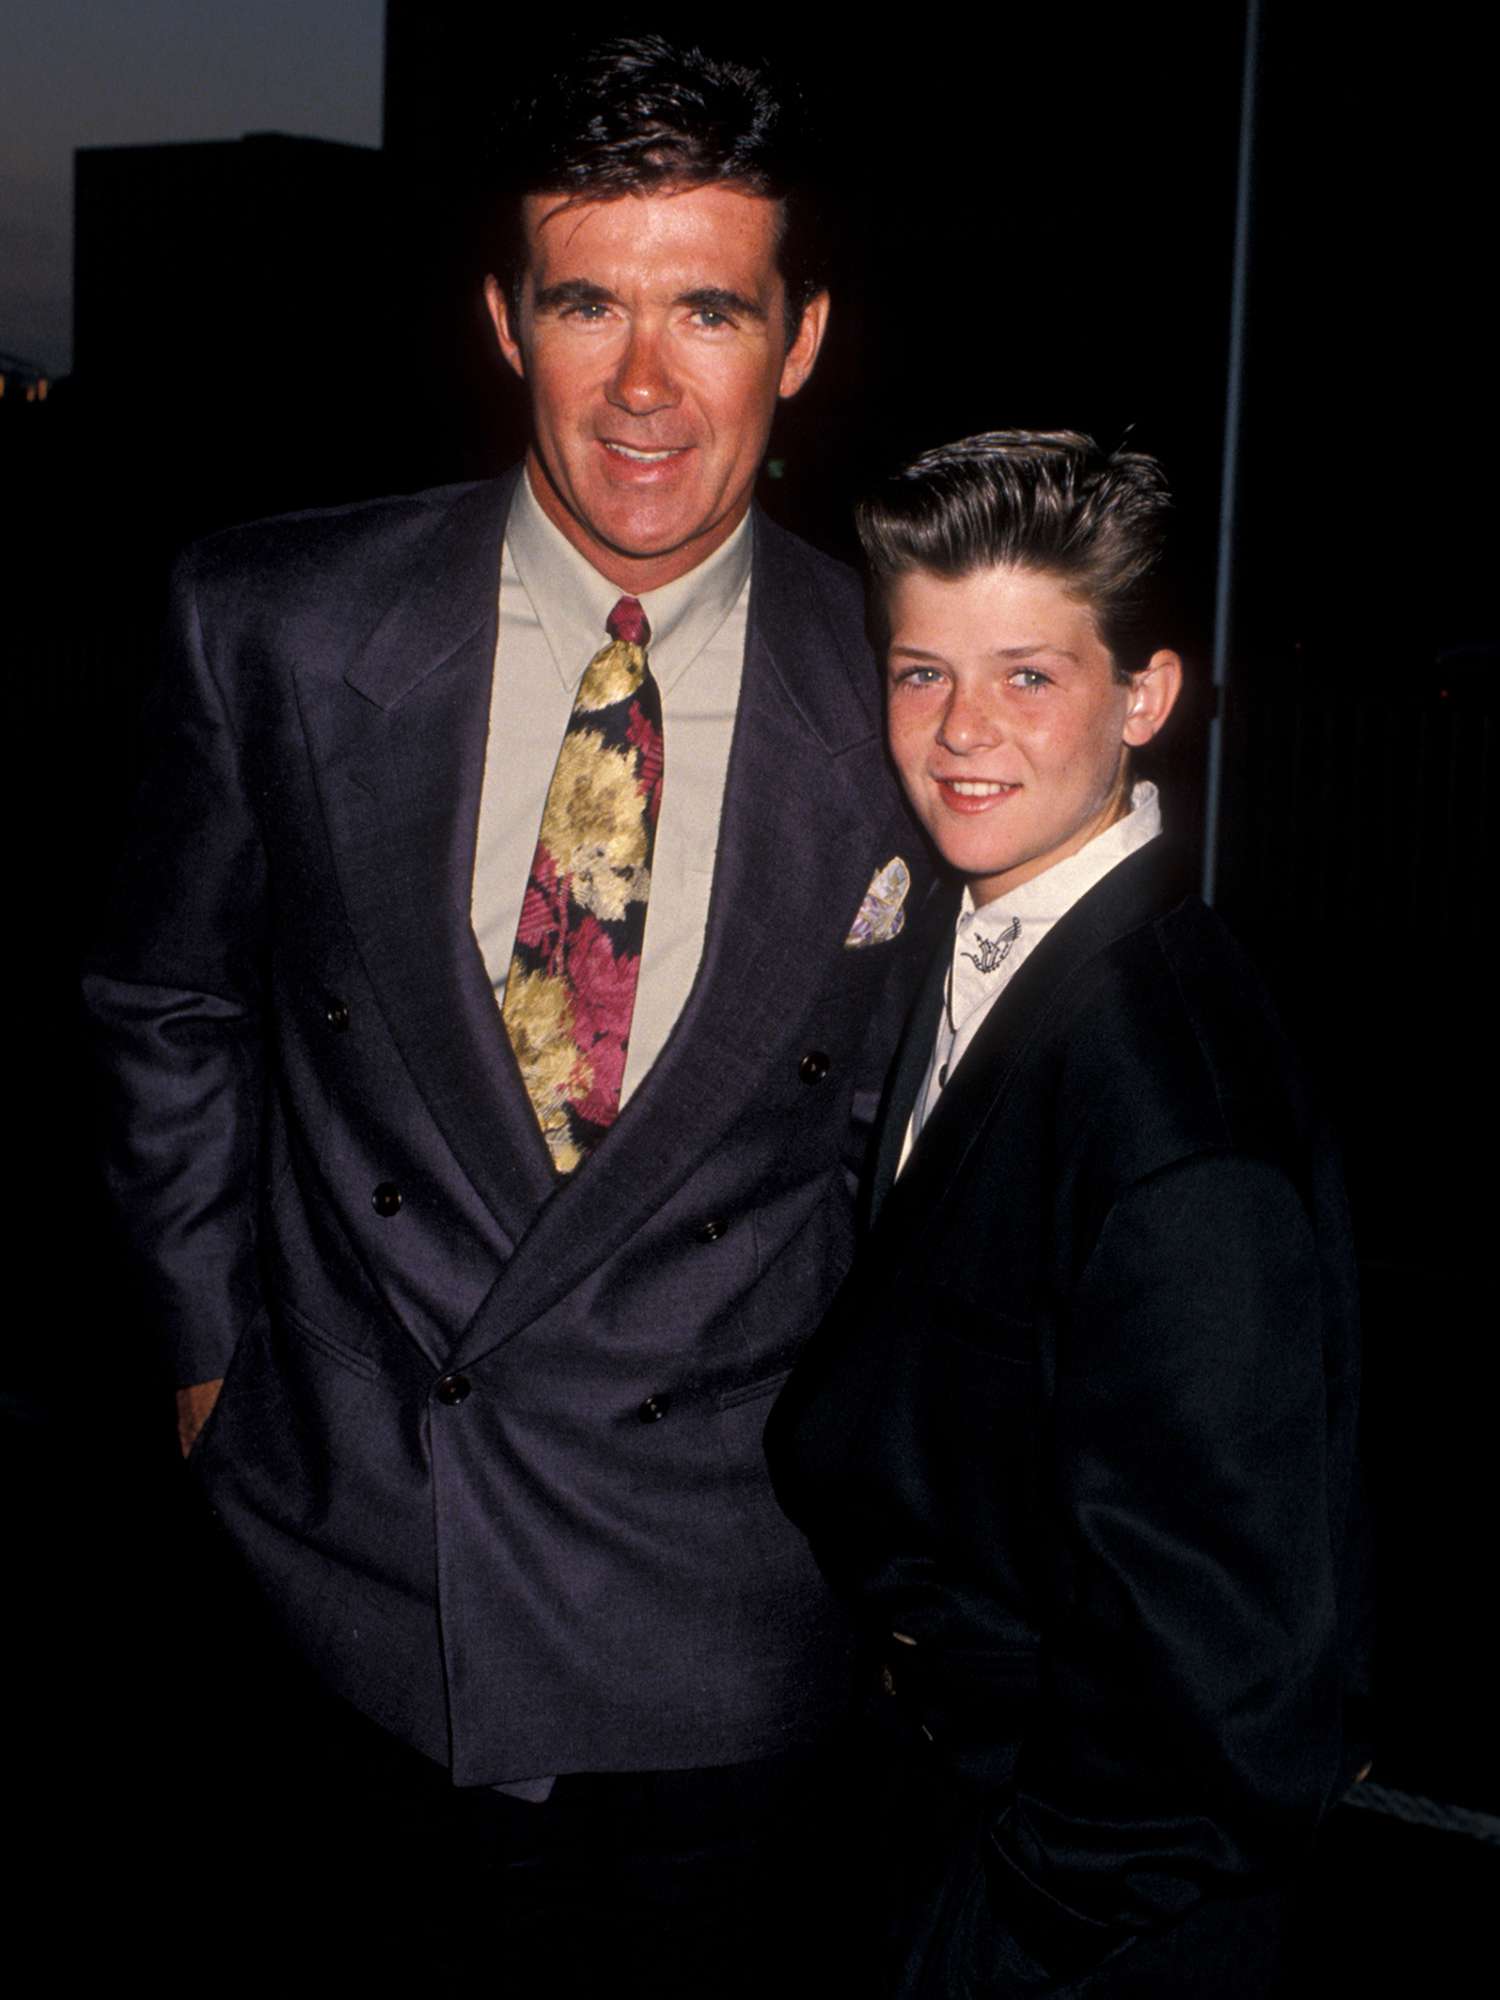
(767, 838), (1361, 1994)
(84, 469), (934, 1785)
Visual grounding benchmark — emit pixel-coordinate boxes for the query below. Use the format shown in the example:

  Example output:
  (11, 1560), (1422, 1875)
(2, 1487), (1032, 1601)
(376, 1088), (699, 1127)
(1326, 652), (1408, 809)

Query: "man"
(86, 38), (932, 1992)
(768, 432), (1362, 1995)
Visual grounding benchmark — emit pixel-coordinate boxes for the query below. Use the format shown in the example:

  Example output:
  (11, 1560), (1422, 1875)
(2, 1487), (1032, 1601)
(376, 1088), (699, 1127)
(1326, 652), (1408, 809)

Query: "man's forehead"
(520, 182), (785, 278)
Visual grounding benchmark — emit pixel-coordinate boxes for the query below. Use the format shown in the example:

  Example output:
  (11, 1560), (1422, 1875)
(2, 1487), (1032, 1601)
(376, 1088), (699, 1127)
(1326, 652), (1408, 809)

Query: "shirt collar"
(959, 781), (1163, 934)
(506, 467), (754, 695)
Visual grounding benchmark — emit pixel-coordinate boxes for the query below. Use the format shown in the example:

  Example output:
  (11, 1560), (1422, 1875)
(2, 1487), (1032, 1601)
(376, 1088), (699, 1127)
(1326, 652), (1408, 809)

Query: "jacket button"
(695, 1218), (727, 1243)
(637, 1395), (669, 1423)
(435, 1373), (471, 1406)
(325, 998), (351, 1032)
(798, 1050), (831, 1084)
(372, 1182), (402, 1217)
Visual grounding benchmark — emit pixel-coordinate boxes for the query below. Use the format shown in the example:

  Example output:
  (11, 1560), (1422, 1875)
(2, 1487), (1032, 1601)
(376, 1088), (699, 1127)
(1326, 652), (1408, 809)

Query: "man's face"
(487, 184), (828, 593)
(885, 563), (1180, 905)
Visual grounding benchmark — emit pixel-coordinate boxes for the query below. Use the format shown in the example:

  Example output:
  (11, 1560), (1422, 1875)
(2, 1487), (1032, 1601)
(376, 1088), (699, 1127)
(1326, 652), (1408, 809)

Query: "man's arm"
(982, 1153), (1345, 1985)
(84, 550), (271, 1414)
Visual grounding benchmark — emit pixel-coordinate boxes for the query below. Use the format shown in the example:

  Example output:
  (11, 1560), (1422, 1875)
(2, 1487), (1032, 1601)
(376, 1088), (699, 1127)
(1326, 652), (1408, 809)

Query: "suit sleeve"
(986, 1152), (1344, 1979)
(83, 553), (270, 1390)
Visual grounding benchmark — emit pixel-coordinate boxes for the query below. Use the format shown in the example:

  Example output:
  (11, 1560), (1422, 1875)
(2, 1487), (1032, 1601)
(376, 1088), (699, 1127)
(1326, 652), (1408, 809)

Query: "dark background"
(5, 0), (1494, 1972)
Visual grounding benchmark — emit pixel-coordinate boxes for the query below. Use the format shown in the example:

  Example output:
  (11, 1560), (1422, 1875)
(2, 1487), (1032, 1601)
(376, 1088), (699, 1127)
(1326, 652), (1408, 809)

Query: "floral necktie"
(503, 596), (664, 1174)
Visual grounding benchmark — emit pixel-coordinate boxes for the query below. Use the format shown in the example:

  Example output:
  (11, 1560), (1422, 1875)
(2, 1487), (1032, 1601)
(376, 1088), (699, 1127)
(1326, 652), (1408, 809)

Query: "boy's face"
(884, 562), (1180, 906)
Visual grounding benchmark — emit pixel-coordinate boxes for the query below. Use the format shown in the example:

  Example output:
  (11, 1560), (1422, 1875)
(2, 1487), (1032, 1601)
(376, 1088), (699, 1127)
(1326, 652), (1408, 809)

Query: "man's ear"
(484, 274), (526, 381)
(778, 290), (830, 400)
(1122, 649), (1183, 747)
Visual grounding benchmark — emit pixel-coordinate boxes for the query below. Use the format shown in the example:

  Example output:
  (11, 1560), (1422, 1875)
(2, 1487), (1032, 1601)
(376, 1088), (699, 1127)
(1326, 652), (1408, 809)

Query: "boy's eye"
(892, 666), (944, 688)
(1009, 668), (1053, 690)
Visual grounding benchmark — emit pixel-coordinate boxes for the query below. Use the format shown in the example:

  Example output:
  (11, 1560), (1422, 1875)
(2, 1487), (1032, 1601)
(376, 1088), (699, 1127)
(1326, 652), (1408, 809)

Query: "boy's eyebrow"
(887, 642), (1081, 663)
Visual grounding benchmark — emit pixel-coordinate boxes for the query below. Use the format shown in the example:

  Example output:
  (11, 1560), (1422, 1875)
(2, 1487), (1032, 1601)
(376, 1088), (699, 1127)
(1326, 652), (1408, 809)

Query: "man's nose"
(607, 324), (679, 416)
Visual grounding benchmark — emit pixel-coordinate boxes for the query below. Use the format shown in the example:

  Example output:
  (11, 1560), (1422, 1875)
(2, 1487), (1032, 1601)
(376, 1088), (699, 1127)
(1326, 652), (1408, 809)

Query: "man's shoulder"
(748, 509), (881, 741)
(180, 475), (513, 614)
(752, 509), (865, 630)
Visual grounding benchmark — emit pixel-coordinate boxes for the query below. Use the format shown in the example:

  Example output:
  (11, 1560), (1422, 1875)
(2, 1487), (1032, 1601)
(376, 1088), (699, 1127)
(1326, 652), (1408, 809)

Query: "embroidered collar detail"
(959, 918), (1020, 975)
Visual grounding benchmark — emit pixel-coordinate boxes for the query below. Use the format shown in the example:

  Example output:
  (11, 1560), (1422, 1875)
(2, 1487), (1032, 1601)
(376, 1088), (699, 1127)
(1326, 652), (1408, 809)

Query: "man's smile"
(600, 441), (693, 464)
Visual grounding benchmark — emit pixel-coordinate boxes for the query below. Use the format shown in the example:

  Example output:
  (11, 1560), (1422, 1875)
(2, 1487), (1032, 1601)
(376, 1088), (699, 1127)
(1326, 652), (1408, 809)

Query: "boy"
(769, 431), (1361, 1997)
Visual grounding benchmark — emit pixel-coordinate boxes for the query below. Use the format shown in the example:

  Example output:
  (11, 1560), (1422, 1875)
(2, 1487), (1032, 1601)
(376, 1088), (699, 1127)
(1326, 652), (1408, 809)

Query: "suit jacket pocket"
(275, 1295), (384, 1382)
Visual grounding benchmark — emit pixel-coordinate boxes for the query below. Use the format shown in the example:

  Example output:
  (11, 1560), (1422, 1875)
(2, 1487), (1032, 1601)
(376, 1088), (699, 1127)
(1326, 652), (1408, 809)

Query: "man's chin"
(566, 504), (740, 577)
(526, 453), (747, 580)
(580, 497), (723, 563)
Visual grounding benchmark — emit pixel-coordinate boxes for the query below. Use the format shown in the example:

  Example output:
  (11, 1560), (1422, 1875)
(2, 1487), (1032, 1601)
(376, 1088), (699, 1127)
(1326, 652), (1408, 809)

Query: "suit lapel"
(877, 840), (1188, 1232)
(448, 511), (908, 1366)
(316, 473), (557, 1251)
(868, 930), (952, 1226)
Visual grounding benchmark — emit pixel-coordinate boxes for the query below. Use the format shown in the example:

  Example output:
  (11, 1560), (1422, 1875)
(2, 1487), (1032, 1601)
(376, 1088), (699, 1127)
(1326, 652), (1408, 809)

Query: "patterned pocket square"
(845, 856), (911, 948)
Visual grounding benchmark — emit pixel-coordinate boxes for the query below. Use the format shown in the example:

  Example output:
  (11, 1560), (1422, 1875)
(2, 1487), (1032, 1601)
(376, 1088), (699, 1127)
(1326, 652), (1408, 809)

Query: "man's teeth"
(946, 780), (1014, 796)
(606, 443), (681, 461)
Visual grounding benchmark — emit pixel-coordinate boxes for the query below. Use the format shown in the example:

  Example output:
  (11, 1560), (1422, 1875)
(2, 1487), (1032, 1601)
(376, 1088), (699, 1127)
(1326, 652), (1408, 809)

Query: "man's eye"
(562, 302), (610, 322)
(691, 309), (731, 329)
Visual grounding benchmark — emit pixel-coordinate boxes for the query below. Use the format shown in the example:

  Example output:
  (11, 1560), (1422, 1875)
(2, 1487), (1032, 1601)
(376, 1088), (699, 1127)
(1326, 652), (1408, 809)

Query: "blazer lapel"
(868, 929), (952, 1227)
(447, 511), (910, 1366)
(878, 840), (1188, 1232)
(316, 472), (558, 1251)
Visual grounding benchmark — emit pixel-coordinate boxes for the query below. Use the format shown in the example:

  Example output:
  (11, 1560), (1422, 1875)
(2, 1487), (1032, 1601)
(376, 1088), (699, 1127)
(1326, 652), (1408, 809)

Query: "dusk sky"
(1, 0), (385, 374)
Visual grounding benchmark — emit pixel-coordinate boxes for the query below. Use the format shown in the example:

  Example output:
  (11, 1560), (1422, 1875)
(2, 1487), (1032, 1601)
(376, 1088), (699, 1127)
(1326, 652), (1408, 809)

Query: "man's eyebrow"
(533, 279), (617, 313)
(679, 287), (767, 321)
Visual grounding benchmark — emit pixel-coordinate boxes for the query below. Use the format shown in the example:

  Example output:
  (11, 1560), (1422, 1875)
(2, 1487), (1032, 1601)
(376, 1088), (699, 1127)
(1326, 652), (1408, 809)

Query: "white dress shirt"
(471, 470), (752, 1106)
(900, 782), (1162, 1173)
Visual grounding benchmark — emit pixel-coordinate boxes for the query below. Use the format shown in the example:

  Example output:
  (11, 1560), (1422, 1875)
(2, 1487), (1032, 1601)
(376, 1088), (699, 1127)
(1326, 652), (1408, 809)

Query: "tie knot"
(607, 596), (650, 648)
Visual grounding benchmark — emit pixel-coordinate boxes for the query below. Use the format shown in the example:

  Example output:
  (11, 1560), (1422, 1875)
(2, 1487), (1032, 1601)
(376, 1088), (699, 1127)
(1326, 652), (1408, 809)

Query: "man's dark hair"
(857, 430), (1173, 682)
(489, 35), (826, 346)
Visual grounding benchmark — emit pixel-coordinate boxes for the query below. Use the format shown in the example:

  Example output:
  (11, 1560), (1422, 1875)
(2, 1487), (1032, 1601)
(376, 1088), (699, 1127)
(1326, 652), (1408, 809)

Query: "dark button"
(325, 998), (351, 1032)
(798, 1050), (831, 1085)
(372, 1182), (403, 1217)
(637, 1395), (670, 1424)
(435, 1373), (471, 1406)
(695, 1218), (727, 1243)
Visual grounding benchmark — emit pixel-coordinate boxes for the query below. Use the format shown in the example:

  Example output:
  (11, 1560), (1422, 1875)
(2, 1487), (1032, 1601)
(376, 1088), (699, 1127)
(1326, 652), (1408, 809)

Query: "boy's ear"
(1122, 649), (1182, 746)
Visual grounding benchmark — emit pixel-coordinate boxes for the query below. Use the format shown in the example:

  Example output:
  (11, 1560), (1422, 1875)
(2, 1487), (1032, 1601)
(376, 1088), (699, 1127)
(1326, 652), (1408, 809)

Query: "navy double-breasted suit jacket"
(85, 471), (935, 1784)
(768, 840), (1362, 1994)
